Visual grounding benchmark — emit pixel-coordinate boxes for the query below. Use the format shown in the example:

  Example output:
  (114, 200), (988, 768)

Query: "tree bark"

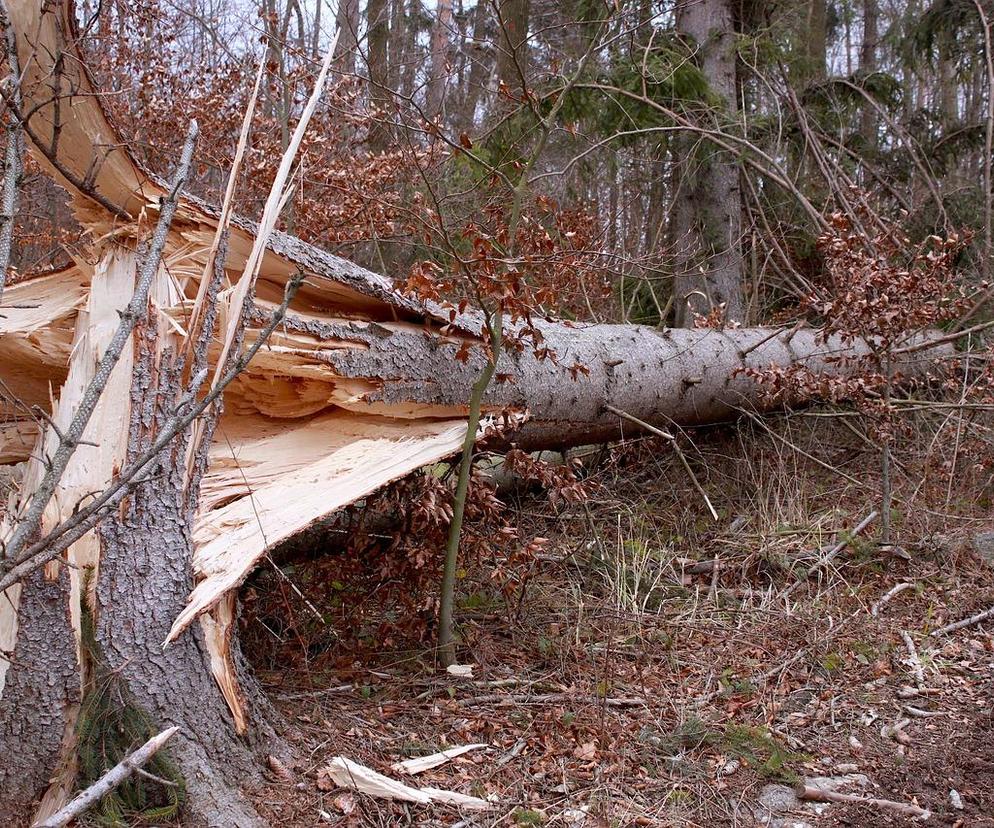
(299, 316), (946, 451)
(860, 0), (878, 146)
(0, 238), (283, 825)
(494, 0), (530, 106)
(671, 0), (746, 326)
(0, 569), (79, 825)
(366, 0), (390, 149)
(459, 0), (492, 130)
(427, 0), (454, 119)
(333, 0), (360, 74)
(803, 0), (828, 84)
(92, 381), (279, 827)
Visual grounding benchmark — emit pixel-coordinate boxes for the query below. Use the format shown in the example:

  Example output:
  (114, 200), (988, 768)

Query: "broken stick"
(604, 404), (717, 520)
(816, 510), (879, 568)
(871, 582), (914, 617)
(900, 630), (926, 689)
(929, 603), (994, 637)
(32, 727), (180, 828)
(794, 783), (931, 820)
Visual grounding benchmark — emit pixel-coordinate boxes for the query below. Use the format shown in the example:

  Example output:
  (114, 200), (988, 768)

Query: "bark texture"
(287, 315), (945, 450)
(85, 297), (282, 825)
(366, 0), (391, 149)
(427, 0), (453, 118)
(494, 0), (530, 105)
(0, 569), (78, 823)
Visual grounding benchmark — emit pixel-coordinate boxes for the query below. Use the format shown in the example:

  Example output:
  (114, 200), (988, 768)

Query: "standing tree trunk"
(804, 0), (828, 84)
(334, 0), (360, 73)
(671, 0), (746, 326)
(494, 0), (530, 108)
(427, 0), (454, 119)
(459, 0), (492, 130)
(366, 0), (390, 149)
(860, 0), (878, 146)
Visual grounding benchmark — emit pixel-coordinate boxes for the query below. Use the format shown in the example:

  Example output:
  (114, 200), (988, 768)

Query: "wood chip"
(320, 756), (492, 810)
(391, 744), (488, 775)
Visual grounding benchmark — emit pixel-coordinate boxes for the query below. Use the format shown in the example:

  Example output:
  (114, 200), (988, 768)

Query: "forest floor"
(242, 411), (994, 828)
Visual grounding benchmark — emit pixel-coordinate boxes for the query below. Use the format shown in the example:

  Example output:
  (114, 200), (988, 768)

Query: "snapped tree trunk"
(671, 0), (746, 326)
(0, 1), (953, 825)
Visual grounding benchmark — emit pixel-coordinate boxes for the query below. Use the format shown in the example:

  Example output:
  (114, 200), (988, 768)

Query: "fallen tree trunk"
(0, 1), (953, 824)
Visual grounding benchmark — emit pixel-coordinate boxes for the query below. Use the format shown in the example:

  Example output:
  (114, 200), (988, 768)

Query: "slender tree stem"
(975, 0), (994, 283)
(434, 23), (606, 665)
(880, 353), (893, 545)
(437, 310), (500, 666)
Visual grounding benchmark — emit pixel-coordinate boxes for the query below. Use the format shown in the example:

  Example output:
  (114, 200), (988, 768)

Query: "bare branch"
(32, 727), (180, 828)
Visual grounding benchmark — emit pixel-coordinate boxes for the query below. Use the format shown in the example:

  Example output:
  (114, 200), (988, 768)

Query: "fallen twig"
(871, 582), (914, 617)
(604, 404), (718, 520)
(882, 718), (913, 746)
(794, 782), (931, 820)
(781, 511), (878, 598)
(904, 705), (945, 718)
(320, 756), (492, 810)
(33, 727), (180, 828)
(461, 691), (645, 708)
(900, 630), (926, 689)
(896, 685), (940, 699)
(816, 510), (879, 568)
(929, 604), (994, 637)
(391, 744), (488, 775)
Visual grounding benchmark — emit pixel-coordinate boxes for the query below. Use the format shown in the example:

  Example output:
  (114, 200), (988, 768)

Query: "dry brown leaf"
(573, 741), (598, 761)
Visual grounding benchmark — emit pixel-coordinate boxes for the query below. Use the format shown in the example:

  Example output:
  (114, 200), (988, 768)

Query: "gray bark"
(459, 0), (491, 129)
(493, 0), (530, 111)
(280, 315), (948, 451)
(0, 569), (79, 823)
(803, 0), (828, 84)
(0, 0), (23, 303)
(366, 0), (390, 149)
(86, 332), (282, 826)
(333, 0), (360, 74)
(860, 0), (878, 145)
(671, 0), (746, 326)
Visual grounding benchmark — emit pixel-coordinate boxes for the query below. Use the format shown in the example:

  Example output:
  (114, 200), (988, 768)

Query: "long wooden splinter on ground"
(0, 1), (950, 824)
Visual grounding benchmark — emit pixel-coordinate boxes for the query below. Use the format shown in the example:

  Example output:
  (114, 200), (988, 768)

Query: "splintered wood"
(320, 757), (493, 810)
(0, 249), (138, 696)
(170, 412), (481, 641)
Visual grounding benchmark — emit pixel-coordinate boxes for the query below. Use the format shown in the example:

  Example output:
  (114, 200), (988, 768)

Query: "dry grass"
(245, 406), (994, 827)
